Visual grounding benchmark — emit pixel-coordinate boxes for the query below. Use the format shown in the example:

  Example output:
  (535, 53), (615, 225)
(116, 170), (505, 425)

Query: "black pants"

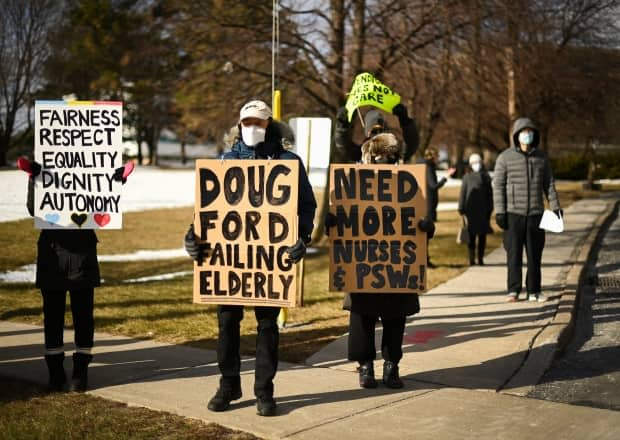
(467, 230), (487, 263)
(217, 305), (280, 398)
(504, 213), (545, 295)
(41, 289), (94, 351)
(347, 311), (406, 364)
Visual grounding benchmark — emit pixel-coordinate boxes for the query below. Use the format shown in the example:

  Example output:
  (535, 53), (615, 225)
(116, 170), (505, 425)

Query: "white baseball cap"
(239, 100), (272, 122)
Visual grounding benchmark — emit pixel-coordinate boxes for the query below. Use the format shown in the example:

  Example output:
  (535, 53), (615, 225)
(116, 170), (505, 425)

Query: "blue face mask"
(518, 130), (534, 145)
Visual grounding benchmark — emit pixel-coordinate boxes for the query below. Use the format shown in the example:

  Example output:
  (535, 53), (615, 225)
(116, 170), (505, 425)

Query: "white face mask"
(241, 125), (266, 146)
(471, 162), (481, 172)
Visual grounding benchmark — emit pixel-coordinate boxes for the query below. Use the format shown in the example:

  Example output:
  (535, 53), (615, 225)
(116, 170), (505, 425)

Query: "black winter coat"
(424, 159), (447, 222)
(27, 180), (100, 290)
(335, 111), (421, 318)
(458, 170), (493, 235)
(222, 121), (317, 242)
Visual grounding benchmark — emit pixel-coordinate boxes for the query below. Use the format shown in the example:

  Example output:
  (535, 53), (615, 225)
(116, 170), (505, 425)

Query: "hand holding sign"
(112, 161), (135, 184)
(17, 157), (42, 178)
(285, 238), (306, 264)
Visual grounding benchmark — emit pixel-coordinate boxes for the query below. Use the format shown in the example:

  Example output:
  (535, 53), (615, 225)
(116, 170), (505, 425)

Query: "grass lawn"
(0, 180), (617, 438)
(0, 376), (261, 440)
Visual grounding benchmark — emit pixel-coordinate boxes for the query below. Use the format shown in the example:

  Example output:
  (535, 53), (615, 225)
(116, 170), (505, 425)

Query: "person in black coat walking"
(185, 100), (316, 417)
(458, 153), (493, 265)
(18, 157), (131, 392)
(328, 103), (435, 389)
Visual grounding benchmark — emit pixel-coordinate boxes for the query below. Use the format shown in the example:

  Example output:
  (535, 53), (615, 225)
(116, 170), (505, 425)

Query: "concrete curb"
(502, 195), (619, 396)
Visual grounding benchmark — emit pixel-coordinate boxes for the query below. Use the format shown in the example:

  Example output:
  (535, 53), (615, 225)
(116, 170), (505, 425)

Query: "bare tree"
(0, 0), (60, 166)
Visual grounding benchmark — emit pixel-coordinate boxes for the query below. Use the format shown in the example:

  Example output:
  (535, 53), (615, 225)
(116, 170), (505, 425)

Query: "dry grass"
(1, 179), (617, 438)
(0, 376), (262, 440)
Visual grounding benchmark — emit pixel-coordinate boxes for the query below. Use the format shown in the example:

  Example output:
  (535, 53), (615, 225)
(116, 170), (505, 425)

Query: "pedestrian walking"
(327, 103), (435, 389)
(18, 157), (132, 392)
(184, 99), (317, 416)
(458, 153), (493, 265)
(493, 117), (561, 302)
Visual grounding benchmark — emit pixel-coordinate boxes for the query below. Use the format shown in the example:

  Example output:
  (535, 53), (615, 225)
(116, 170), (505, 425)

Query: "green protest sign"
(345, 72), (401, 122)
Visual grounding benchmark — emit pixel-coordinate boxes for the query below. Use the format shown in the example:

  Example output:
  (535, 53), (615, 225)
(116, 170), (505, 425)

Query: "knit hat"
(239, 100), (272, 122)
(468, 153), (482, 165)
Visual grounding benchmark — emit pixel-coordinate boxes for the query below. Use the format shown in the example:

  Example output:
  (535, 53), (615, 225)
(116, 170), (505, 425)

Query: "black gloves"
(554, 209), (563, 218)
(392, 103), (408, 122)
(418, 216), (435, 239)
(285, 238), (306, 264)
(184, 224), (209, 263)
(112, 166), (127, 183)
(496, 213), (508, 230)
(324, 212), (338, 236)
(112, 162), (134, 184)
(17, 157), (41, 178)
(336, 107), (349, 124)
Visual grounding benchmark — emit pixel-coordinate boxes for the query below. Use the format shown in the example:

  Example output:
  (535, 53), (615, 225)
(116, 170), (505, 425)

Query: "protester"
(458, 153), (493, 265)
(18, 157), (132, 392)
(422, 147), (456, 268)
(328, 103), (435, 389)
(184, 99), (316, 416)
(493, 117), (561, 302)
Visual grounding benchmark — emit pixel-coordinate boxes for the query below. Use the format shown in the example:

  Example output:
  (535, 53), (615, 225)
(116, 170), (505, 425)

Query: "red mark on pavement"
(403, 329), (445, 344)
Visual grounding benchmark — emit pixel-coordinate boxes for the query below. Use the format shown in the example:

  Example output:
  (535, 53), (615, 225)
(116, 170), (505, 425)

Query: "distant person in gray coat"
(458, 153), (493, 265)
(493, 117), (561, 302)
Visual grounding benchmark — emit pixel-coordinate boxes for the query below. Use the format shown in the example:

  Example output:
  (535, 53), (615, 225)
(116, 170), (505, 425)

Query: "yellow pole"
(273, 90), (289, 329)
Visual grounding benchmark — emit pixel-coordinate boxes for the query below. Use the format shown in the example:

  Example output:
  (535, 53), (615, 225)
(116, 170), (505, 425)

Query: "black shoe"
(358, 362), (378, 389)
(382, 361), (404, 389)
(45, 353), (66, 392)
(207, 387), (242, 412)
(256, 396), (277, 417)
(427, 260), (437, 269)
(69, 352), (93, 392)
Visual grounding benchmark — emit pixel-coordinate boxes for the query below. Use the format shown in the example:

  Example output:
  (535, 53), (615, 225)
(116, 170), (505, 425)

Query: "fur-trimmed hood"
(360, 132), (400, 164)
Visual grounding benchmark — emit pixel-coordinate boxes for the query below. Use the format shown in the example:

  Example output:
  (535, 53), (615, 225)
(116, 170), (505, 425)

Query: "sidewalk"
(1, 195), (619, 439)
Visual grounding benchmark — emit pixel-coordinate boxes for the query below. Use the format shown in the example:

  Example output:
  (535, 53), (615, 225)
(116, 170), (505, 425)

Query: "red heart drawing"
(94, 213), (111, 227)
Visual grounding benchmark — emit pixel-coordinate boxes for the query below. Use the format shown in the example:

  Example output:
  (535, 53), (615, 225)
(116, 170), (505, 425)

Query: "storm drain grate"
(597, 275), (620, 289)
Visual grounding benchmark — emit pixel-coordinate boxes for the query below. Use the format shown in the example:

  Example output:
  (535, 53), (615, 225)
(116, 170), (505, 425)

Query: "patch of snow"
(125, 270), (192, 283)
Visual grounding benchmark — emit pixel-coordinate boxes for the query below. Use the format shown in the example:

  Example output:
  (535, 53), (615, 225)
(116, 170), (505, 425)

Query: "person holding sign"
(18, 156), (132, 392)
(184, 99), (316, 416)
(327, 105), (435, 389)
(493, 117), (561, 303)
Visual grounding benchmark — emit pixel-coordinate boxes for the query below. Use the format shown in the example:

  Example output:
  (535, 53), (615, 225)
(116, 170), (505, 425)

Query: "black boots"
(382, 361), (404, 389)
(69, 352), (93, 392)
(208, 377), (242, 412)
(256, 395), (277, 417)
(358, 361), (378, 388)
(44, 353), (66, 392)
(468, 248), (476, 266)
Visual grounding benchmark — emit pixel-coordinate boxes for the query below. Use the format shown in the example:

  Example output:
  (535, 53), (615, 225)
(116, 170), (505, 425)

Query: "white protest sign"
(289, 117), (332, 189)
(34, 100), (124, 229)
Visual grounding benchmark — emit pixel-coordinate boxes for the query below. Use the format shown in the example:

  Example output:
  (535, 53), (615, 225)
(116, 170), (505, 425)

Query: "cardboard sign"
(328, 164), (428, 293)
(34, 100), (124, 229)
(193, 159), (299, 307)
(345, 72), (401, 122)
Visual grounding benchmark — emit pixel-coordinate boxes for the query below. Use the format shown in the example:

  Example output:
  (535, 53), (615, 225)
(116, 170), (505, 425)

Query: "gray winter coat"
(493, 118), (560, 216)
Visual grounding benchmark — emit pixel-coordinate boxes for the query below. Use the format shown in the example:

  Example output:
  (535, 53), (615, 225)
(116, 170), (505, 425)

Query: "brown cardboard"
(193, 159), (299, 307)
(328, 164), (428, 293)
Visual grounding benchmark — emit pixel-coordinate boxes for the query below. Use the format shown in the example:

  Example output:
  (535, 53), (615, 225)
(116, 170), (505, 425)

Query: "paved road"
(528, 205), (620, 410)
